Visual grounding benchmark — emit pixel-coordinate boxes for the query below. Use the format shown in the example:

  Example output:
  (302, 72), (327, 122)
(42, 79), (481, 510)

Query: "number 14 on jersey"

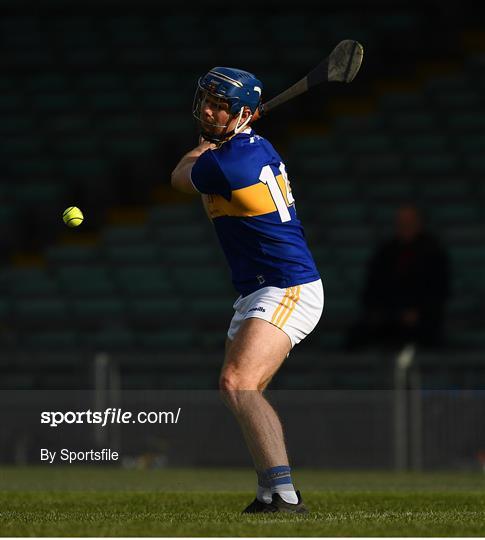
(259, 162), (295, 222)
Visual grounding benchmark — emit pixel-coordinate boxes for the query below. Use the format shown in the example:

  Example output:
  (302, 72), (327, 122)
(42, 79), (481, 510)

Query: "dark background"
(0, 0), (484, 392)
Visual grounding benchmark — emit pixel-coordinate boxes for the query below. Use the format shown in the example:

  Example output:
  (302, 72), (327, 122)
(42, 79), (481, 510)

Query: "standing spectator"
(346, 204), (450, 351)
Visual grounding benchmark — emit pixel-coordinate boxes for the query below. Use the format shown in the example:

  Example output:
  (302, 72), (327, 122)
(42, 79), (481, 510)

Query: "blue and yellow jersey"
(191, 128), (319, 297)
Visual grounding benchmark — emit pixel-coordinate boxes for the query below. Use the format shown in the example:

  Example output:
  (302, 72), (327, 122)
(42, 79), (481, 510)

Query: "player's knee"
(219, 371), (258, 408)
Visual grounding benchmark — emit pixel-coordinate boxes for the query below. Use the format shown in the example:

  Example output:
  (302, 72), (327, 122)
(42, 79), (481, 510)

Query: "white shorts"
(227, 279), (324, 348)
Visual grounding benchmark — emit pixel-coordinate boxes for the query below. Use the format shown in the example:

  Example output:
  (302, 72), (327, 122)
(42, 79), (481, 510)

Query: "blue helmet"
(193, 67), (263, 143)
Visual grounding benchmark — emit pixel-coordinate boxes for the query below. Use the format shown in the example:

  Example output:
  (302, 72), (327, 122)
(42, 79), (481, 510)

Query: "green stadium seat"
(427, 203), (480, 224)
(448, 329), (485, 349)
(425, 76), (470, 93)
(106, 137), (155, 154)
(448, 113), (485, 130)
(465, 155), (485, 173)
(371, 12), (421, 29)
(343, 266), (366, 289)
(96, 114), (143, 132)
(49, 114), (91, 133)
(14, 298), (67, 319)
(132, 73), (178, 90)
(455, 134), (485, 153)
(129, 298), (183, 317)
(10, 270), (59, 295)
(407, 154), (458, 174)
(13, 182), (65, 204)
(397, 134), (448, 152)
(448, 296), (480, 317)
(141, 92), (187, 110)
(46, 244), (100, 264)
(335, 246), (373, 265)
(322, 202), (367, 223)
(354, 153), (403, 174)
(0, 374), (36, 389)
(444, 226), (485, 244)
(119, 48), (163, 64)
(198, 330), (226, 349)
(89, 92), (132, 110)
(370, 205), (399, 228)
(10, 50), (53, 65)
(319, 266), (347, 293)
(0, 93), (23, 110)
(81, 329), (135, 349)
(103, 225), (149, 244)
(2, 137), (41, 155)
(80, 72), (125, 90)
(450, 246), (485, 264)
(327, 226), (373, 245)
(310, 245), (334, 265)
(290, 136), (334, 155)
(164, 245), (218, 264)
(434, 91), (480, 108)
(379, 92), (424, 110)
(62, 158), (110, 177)
(315, 330), (346, 351)
(391, 112), (435, 130)
(22, 330), (78, 348)
(417, 181), (471, 199)
(137, 329), (194, 349)
(462, 268), (485, 291)
(28, 73), (69, 91)
(311, 180), (358, 200)
(346, 134), (393, 152)
(63, 48), (110, 65)
(300, 154), (347, 175)
(152, 373), (217, 389)
(0, 114), (36, 133)
(72, 298), (126, 318)
(32, 93), (80, 111)
(334, 114), (385, 133)
(57, 267), (115, 294)
(104, 243), (160, 263)
(106, 15), (148, 33)
(115, 266), (172, 295)
(10, 158), (54, 175)
(57, 137), (99, 155)
(190, 297), (234, 315)
(286, 47), (323, 66)
(156, 224), (210, 244)
(149, 204), (202, 225)
(367, 179), (414, 199)
(0, 299), (11, 317)
(173, 267), (232, 294)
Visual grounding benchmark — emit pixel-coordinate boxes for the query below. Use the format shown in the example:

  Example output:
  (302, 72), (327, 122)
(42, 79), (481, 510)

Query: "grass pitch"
(1, 467), (485, 536)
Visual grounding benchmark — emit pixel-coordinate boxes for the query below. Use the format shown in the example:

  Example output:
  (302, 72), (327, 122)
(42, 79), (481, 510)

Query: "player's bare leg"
(221, 318), (305, 512)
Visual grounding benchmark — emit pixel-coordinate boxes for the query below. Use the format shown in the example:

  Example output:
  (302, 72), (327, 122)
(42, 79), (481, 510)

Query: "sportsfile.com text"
(40, 407), (182, 427)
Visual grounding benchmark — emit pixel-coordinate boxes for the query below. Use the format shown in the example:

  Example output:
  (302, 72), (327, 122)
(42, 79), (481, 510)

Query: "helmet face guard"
(192, 67), (263, 144)
(192, 84), (238, 144)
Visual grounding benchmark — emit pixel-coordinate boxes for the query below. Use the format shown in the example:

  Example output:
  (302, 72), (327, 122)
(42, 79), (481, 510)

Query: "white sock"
(272, 484), (299, 504)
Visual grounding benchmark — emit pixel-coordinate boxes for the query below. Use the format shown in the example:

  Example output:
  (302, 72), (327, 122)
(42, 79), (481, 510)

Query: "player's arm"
(171, 140), (216, 194)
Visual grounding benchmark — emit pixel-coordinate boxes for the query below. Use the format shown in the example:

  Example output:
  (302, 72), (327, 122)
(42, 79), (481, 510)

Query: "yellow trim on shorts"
(271, 286), (301, 329)
(271, 287), (291, 325)
(278, 285), (301, 329)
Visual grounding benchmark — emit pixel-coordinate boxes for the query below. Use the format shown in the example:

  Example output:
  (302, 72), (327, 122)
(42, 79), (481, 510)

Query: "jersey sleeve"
(190, 150), (231, 200)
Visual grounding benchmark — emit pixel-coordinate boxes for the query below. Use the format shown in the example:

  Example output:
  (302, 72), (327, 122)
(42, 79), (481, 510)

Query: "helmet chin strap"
(233, 107), (253, 136)
(220, 108), (253, 144)
(200, 108), (253, 145)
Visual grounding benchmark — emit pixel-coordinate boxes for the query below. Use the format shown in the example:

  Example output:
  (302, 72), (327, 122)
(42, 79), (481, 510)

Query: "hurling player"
(171, 67), (323, 514)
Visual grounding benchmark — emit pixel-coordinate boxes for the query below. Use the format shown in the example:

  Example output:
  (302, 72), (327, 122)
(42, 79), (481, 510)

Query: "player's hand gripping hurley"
(252, 39), (364, 121)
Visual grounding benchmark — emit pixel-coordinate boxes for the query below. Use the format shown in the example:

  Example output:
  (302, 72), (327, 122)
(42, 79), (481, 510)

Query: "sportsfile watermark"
(40, 407), (182, 428)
